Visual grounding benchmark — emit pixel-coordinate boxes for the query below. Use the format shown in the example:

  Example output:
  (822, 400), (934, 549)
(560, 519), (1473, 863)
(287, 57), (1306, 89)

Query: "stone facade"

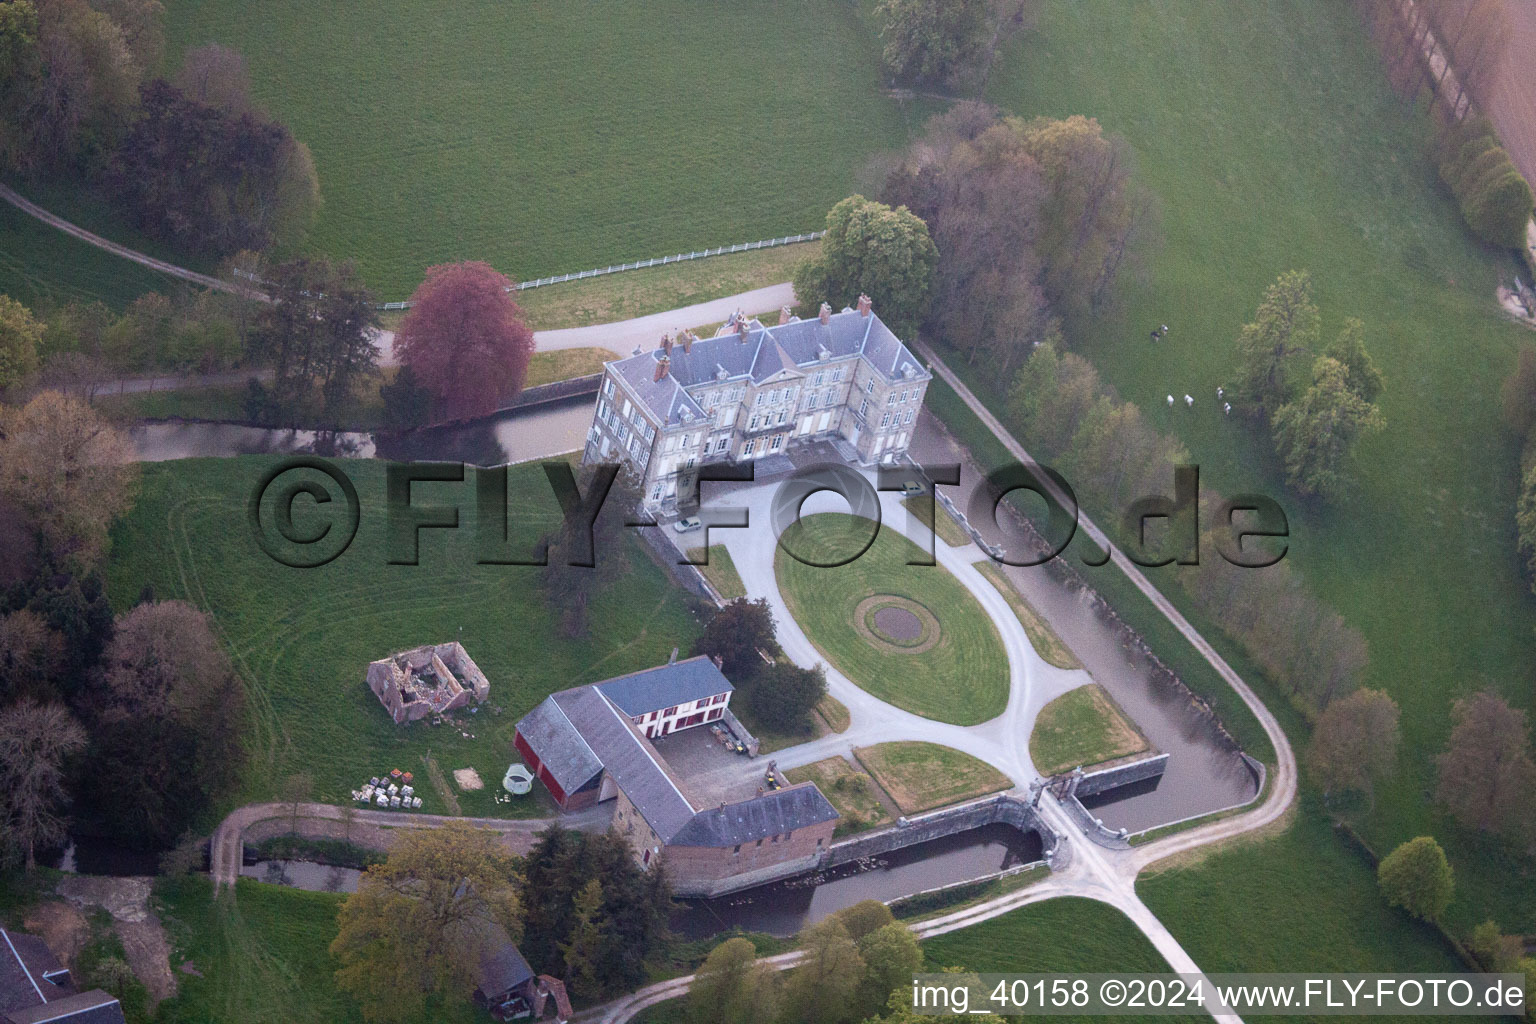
(583, 301), (930, 510)
(365, 642), (489, 726)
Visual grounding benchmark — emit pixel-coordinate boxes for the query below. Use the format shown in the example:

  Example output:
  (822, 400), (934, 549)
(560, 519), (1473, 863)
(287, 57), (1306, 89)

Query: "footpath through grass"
(1029, 684), (1149, 777)
(160, 0), (920, 297)
(980, 0), (1536, 931)
(106, 457), (703, 819)
(775, 513), (1009, 725)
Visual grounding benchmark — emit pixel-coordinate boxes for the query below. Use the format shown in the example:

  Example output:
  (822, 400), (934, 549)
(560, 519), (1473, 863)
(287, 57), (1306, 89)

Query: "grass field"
(105, 456), (703, 819)
(854, 742), (1012, 814)
(1029, 684), (1149, 777)
(901, 494), (970, 547)
(158, 1), (921, 298)
(975, 561), (1081, 670)
(0, 199), (179, 309)
(154, 876), (479, 1024)
(685, 545), (746, 601)
(775, 513), (1009, 725)
(783, 755), (893, 836)
(1137, 797), (1483, 1017)
(516, 244), (814, 330)
(967, 0), (1536, 932)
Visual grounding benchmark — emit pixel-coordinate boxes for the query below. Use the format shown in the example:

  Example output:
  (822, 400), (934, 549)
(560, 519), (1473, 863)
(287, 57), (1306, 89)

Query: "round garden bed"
(855, 595), (941, 653)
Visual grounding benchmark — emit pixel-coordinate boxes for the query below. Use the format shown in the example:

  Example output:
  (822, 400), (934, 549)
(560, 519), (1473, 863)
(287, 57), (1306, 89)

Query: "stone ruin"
(366, 641), (490, 725)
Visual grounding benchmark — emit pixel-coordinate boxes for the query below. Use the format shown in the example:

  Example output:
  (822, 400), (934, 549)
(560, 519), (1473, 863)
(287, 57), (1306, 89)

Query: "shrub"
(1377, 836), (1454, 922)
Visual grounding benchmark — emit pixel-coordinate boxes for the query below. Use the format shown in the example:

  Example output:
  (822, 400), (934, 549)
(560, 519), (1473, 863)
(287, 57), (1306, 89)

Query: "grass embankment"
(775, 513), (1008, 725)
(979, 0), (1535, 933)
(901, 494), (970, 547)
(154, 876), (481, 1024)
(1029, 684), (1149, 777)
(854, 742), (1012, 815)
(974, 561), (1080, 670)
(784, 756), (893, 836)
(815, 694), (851, 733)
(106, 456), (702, 819)
(518, 245), (813, 330)
(161, 0), (920, 297)
(685, 545), (746, 600)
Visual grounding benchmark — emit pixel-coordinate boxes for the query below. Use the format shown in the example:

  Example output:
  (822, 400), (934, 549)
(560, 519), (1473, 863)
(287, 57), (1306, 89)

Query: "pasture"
(161, 0), (921, 297)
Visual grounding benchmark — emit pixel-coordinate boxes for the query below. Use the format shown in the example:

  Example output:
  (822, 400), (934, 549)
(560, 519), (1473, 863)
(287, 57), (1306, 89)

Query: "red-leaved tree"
(395, 262), (536, 422)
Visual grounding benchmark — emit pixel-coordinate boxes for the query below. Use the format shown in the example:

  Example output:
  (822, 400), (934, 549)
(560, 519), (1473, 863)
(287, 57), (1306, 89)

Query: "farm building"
(365, 642), (489, 725)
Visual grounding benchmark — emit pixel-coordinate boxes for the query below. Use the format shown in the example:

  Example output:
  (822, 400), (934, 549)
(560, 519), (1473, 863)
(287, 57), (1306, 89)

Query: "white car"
(900, 480), (925, 497)
(673, 516), (702, 533)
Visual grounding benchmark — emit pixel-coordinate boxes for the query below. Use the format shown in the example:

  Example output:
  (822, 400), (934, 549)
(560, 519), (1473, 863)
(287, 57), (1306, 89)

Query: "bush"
(1377, 836), (1453, 922)
(1434, 120), (1532, 250)
(1464, 169), (1533, 250)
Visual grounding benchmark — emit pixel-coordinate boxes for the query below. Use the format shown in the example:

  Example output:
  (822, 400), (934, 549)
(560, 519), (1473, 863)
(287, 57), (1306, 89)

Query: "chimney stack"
(778, 305), (792, 326)
(681, 330), (695, 354)
(857, 293), (872, 318)
(818, 302), (832, 325)
(653, 353), (670, 382)
(711, 654), (723, 670)
(736, 312), (750, 341)
(660, 332), (673, 355)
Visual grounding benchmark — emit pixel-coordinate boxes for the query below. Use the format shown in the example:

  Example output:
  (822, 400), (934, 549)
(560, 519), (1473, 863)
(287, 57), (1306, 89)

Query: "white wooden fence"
(355, 231), (823, 311)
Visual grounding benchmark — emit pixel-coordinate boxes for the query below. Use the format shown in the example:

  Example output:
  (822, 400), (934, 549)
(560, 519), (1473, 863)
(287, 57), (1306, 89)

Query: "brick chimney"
(681, 330), (695, 354)
(653, 353), (670, 382)
(778, 305), (792, 326)
(818, 302), (832, 325)
(736, 314), (750, 341)
(857, 293), (872, 317)
(711, 654), (723, 670)
(660, 332), (673, 355)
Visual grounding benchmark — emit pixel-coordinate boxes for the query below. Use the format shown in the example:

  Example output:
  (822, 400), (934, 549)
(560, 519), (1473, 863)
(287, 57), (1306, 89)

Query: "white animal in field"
(1167, 395), (1175, 407)
(1184, 394), (1194, 407)
(1224, 402), (1232, 415)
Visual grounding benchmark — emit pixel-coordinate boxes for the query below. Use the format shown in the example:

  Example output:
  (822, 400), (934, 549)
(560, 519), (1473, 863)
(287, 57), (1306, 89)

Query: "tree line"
(0, 1), (318, 258)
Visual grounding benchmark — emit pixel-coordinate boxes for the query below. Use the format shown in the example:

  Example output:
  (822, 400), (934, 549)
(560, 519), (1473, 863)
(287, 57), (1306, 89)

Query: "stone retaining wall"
(1069, 752), (1170, 798)
(497, 373), (601, 412)
(820, 795), (1058, 870)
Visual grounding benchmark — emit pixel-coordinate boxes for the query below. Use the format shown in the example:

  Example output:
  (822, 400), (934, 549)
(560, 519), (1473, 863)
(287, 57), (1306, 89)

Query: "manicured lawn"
(816, 693), (851, 733)
(975, 561), (1081, 670)
(685, 545), (746, 601)
(1029, 684), (1149, 777)
(784, 756), (893, 836)
(516, 244), (814, 330)
(154, 876), (481, 1024)
(975, 0), (1536, 930)
(775, 513), (1009, 725)
(524, 347), (615, 388)
(854, 742), (1013, 815)
(106, 456), (703, 819)
(921, 897), (1204, 1024)
(901, 494), (970, 547)
(1137, 797), (1481, 1004)
(159, 1), (921, 297)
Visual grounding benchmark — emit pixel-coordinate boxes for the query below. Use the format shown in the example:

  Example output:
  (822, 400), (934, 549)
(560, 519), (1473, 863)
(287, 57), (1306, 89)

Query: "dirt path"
(54, 875), (178, 1007)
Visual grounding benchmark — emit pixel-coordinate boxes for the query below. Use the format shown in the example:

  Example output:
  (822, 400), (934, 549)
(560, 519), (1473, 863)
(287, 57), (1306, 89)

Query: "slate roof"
(593, 656), (732, 718)
(668, 783), (840, 848)
(516, 694), (604, 795)
(608, 310), (927, 426)
(5, 993), (126, 1024)
(563, 688), (697, 842)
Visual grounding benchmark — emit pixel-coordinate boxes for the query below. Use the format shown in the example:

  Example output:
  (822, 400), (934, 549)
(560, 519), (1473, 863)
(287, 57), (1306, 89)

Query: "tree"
(873, 0), (990, 86)
(741, 660), (826, 734)
(280, 772), (313, 833)
(0, 699), (87, 869)
(1323, 318), (1384, 404)
(540, 467), (642, 638)
(332, 822), (522, 1024)
(855, 922), (922, 1017)
(379, 364), (434, 432)
(1467, 919), (1523, 972)
(834, 899), (896, 942)
(251, 256), (379, 420)
(394, 261), (535, 423)
(1435, 690), (1536, 838)
(559, 878), (606, 994)
(792, 195), (937, 337)
(1306, 688), (1400, 803)
(173, 42), (254, 115)
(1270, 356), (1384, 498)
(78, 600), (245, 847)
(0, 293), (41, 391)
(688, 937), (778, 1024)
(22, 571), (113, 685)
(1377, 836), (1454, 921)
(109, 79), (319, 255)
(0, 390), (137, 565)
(0, 608), (64, 701)
(1231, 270), (1320, 414)
(691, 597), (780, 680)
(782, 916), (865, 1024)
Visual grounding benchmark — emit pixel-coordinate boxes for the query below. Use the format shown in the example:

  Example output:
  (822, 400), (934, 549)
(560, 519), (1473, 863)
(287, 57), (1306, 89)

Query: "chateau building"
(583, 296), (931, 509)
